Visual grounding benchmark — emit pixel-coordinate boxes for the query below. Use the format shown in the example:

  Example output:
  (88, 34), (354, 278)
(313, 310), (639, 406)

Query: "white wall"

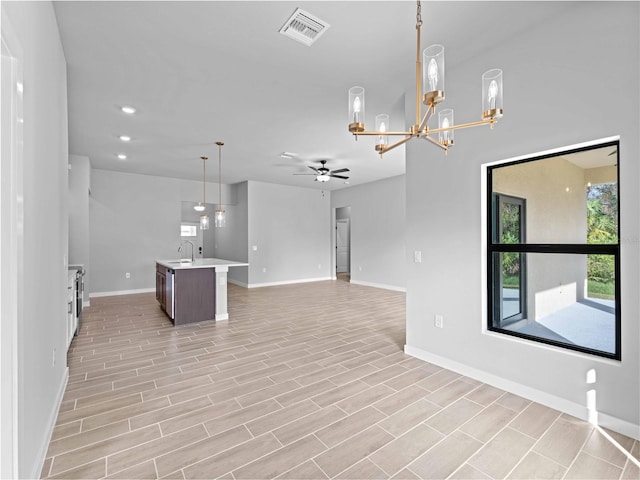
(1, 2), (70, 477)
(247, 181), (331, 286)
(214, 181), (249, 285)
(68, 154), (90, 303)
(332, 175), (406, 291)
(90, 169), (234, 295)
(405, 2), (639, 437)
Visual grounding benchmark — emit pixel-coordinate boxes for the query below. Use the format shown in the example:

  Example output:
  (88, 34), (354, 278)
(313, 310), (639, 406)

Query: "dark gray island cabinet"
(155, 258), (248, 325)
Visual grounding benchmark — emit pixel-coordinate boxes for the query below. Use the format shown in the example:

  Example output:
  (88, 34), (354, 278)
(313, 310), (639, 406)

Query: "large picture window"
(487, 141), (620, 359)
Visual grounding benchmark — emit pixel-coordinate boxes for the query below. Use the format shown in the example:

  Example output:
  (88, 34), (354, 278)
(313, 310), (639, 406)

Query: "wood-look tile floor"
(42, 279), (640, 479)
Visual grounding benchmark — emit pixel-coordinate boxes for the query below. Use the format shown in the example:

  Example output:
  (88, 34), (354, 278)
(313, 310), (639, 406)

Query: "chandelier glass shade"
(348, 1), (503, 156)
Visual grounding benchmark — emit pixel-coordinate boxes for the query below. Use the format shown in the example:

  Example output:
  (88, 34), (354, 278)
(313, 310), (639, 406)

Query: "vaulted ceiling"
(53, 1), (571, 190)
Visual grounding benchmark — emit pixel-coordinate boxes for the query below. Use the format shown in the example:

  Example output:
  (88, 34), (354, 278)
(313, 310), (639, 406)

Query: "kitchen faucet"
(178, 240), (194, 262)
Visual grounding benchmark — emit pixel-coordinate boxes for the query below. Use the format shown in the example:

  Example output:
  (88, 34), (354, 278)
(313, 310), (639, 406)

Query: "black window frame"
(486, 140), (621, 360)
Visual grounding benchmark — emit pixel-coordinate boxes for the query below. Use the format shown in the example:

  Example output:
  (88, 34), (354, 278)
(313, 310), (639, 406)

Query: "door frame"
(1, 10), (23, 478)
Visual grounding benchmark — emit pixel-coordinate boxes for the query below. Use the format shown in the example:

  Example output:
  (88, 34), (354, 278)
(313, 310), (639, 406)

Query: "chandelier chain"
(416, 1), (422, 29)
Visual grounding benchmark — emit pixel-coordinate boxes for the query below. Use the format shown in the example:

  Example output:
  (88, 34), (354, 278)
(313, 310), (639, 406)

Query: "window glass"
(487, 141), (620, 359)
(181, 224), (197, 237)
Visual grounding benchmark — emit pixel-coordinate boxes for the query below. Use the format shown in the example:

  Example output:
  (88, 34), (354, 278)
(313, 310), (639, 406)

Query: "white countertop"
(156, 258), (249, 270)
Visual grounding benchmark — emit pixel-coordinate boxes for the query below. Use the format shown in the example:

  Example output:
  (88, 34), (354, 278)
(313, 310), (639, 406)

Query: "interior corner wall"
(89, 169), (233, 295)
(405, 1), (639, 437)
(68, 154), (91, 303)
(246, 181), (331, 286)
(331, 175), (406, 291)
(2, 2), (70, 477)
(212, 181), (249, 286)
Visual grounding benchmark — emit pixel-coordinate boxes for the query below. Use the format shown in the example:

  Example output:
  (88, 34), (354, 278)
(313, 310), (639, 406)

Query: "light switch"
(414, 251), (422, 263)
(252, 245), (258, 251)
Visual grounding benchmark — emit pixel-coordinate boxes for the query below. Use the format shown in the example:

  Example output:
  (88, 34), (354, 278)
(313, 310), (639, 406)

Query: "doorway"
(335, 206), (351, 278)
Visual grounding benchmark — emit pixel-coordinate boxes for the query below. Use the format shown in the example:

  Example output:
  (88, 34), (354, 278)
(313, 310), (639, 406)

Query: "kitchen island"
(156, 258), (248, 325)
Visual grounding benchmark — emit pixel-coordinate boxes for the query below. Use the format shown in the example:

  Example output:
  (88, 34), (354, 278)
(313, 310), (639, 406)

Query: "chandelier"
(348, 1), (503, 156)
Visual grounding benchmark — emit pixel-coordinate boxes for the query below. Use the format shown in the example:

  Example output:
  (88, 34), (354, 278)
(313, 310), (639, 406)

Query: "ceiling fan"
(293, 160), (350, 182)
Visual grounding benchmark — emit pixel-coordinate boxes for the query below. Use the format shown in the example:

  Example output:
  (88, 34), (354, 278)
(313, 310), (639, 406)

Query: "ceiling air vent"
(279, 8), (330, 46)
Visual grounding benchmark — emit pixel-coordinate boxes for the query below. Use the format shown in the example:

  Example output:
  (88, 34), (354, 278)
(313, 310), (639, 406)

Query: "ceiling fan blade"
(293, 173), (317, 176)
(330, 174), (349, 180)
(330, 168), (350, 174)
(308, 166), (320, 173)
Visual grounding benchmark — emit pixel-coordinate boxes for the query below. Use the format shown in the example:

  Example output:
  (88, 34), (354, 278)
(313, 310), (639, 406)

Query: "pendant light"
(196, 155), (209, 230)
(214, 141), (225, 228)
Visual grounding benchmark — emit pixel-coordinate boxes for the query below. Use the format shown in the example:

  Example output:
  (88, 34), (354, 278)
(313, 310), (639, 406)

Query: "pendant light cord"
(216, 141), (224, 208)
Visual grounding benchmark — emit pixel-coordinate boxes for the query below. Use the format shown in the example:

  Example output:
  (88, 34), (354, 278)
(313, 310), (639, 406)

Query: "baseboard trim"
(404, 344), (640, 440)
(228, 279), (248, 288)
(247, 277), (333, 289)
(32, 366), (68, 479)
(350, 279), (406, 292)
(90, 288), (155, 298)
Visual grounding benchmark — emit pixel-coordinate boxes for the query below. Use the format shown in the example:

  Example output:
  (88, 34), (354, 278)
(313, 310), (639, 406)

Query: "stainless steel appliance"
(68, 264), (85, 335)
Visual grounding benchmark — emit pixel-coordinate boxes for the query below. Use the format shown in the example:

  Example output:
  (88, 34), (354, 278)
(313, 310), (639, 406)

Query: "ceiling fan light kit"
(293, 159), (350, 183)
(348, 1), (504, 157)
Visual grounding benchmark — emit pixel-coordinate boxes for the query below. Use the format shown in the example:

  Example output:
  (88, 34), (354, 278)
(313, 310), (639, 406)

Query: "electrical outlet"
(125, 272), (131, 279)
(414, 251), (422, 263)
(434, 314), (444, 328)
(262, 267), (267, 273)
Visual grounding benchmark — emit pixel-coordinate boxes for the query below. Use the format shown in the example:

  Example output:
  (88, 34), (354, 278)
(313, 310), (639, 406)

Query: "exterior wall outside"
(493, 156), (587, 320)
(331, 175), (406, 291)
(405, 1), (639, 436)
(2, 2), (70, 477)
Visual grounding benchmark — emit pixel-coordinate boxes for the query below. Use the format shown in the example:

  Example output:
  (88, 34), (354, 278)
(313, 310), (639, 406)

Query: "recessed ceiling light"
(119, 135), (131, 142)
(117, 154), (127, 160)
(121, 105), (136, 114)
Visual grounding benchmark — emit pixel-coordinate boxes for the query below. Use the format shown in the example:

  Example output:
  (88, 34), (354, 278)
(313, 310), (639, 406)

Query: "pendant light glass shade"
(215, 142), (226, 228)
(200, 214), (210, 230)
(214, 209), (226, 228)
(195, 156), (208, 214)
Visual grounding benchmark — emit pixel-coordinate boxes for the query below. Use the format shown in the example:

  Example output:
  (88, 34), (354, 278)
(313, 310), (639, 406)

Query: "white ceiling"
(53, 1), (572, 190)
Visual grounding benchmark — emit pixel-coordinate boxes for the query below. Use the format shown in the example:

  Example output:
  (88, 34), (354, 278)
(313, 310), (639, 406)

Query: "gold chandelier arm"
(354, 130), (413, 137)
(419, 104), (435, 133)
(377, 134), (415, 155)
(424, 117), (497, 135)
(422, 134), (448, 151)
